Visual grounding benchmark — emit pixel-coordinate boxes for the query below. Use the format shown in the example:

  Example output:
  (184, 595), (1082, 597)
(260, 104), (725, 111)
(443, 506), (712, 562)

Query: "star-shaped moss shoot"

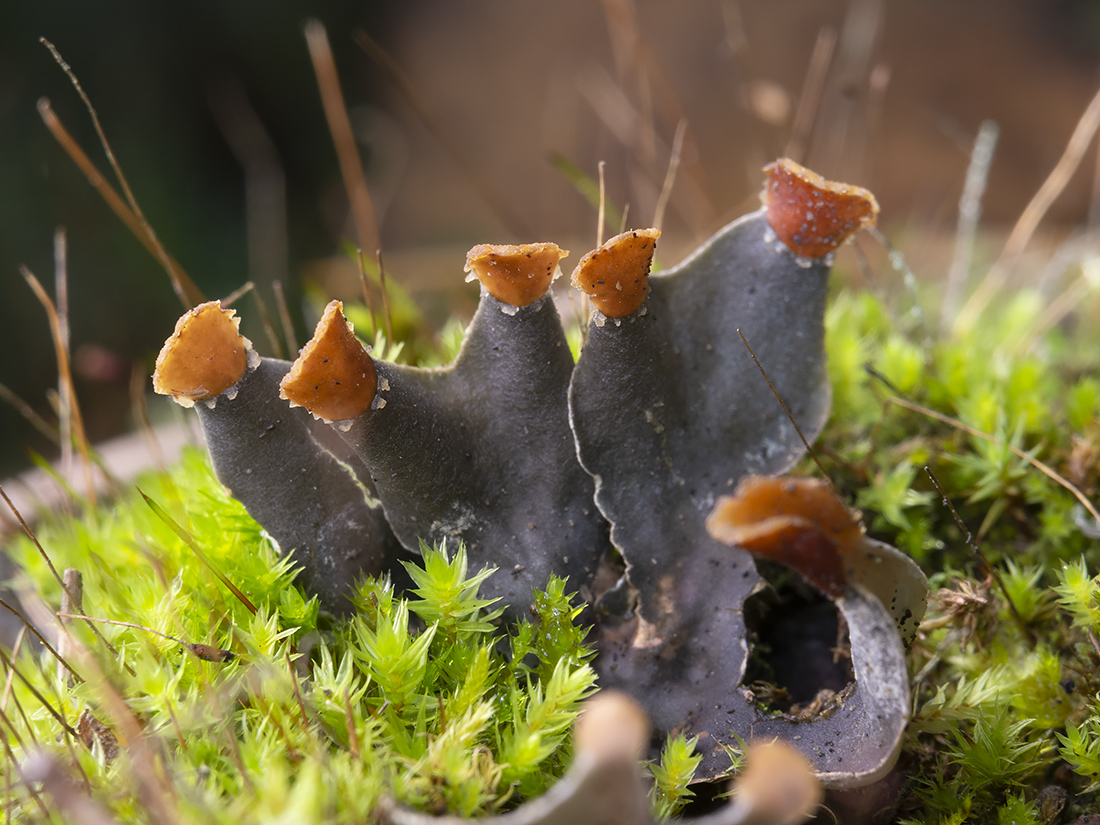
(281, 245), (608, 620)
(569, 228), (660, 319)
(154, 301), (399, 616)
(762, 158), (879, 259)
(567, 162), (911, 784)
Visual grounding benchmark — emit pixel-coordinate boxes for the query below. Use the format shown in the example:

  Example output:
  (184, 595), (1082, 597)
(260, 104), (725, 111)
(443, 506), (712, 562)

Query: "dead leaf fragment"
(76, 709), (119, 763)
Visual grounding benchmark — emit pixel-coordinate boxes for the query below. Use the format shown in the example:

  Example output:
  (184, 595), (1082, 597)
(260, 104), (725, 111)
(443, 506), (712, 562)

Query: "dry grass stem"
(40, 39), (197, 312)
(36, 99), (203, 308)
(0, 598), (82, 684)
(1015, 262), (1099, 354)
(304, 20), (381, 256)
(286, 650), (312, 736)
(272, 280), (298, 355)
(0, 645), (76, 737)
(141, 491), (258, 615)
(885, 394), (1100, 526)
(0, 724), (52, 820)
(652, 119), (687, 234)
(376, 249), (394, 342)
(957, 81), (1100, 334)
(356, 249), (379, 333)
(597, 160), (608, 247)
(209, 83), (289, 292)
(344, 689), (360, 759)
(785, 27), (837, 161)
(220, 281), (284, 358)
(737, 328), (841, 500)
(251, 285), (285, 358)
(19, 593), (178, 821)
(130, 364), (165, 473)
(54, 229), (73, 479)
(943, 120), (1000, 329)
(220, 281), (254, 308)
(0, 382), (59, 445)
(1, 626), (26, 713)
(20, 266), (96, 507)
(57, 568), (83, 686)
(924, 467), (1036, 643)
(0, 484), (130, 670)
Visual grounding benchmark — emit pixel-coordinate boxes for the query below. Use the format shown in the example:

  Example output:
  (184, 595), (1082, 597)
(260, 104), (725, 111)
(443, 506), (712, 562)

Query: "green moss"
(815, 284), (1100, 823)
(4, 277), (1100, 823)
(648, 734), (706, 820)
(2, 455), (597, 821)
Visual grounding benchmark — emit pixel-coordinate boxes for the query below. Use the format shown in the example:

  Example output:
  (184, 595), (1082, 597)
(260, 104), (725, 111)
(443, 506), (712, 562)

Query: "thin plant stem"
(0, 483), (132, 671)
(785, 27), (836, 162)
(957, 81), (1100, 334)
(21, 266), (97, 507)
(272, 280), (298, 355)
(37, 99), (203, 307)
(304, 20), (380, 257)
(54, 228), (73, 479)
(943, 120), (999, 330)
(881, 392), (1100, 526)
(652, 119), (687, 234)
(0, 381), (59, 444)
(376, 249), (394, 343)
(924, 466), (1035, 645)
(737, 329), (841, 501)
(40, 40), (196, 311)
(356, 249), (379, 333)
(0, 597), (82, 684)
(130, 363), (165, 473)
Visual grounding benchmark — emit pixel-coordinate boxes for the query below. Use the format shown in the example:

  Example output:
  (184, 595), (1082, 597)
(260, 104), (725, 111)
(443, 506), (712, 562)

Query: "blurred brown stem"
(305, 20), (381, 256)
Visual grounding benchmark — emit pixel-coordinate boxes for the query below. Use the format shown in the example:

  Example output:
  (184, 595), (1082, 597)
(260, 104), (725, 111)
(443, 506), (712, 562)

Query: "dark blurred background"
(2, 0), (1100, 480)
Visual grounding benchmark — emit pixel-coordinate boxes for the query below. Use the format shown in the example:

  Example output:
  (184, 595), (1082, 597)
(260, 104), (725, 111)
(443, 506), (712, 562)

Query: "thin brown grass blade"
(304, 20), (381, 256)
(957, 82), (1100, 334)
(20, 266), (96, 507)
(884, 393), (1100, 527)
(36, 99), (204, 309)
(41, 39), (195, 312)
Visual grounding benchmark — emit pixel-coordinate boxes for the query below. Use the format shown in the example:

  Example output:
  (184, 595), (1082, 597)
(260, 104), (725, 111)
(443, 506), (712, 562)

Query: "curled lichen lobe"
(280, 300), (377, 421)
(464, 242), (569, 307)
(762, 158), (879, 258)
(570, 228), (661, 318)
(707, 476), (864, 597)
(152, 301), (251, 407)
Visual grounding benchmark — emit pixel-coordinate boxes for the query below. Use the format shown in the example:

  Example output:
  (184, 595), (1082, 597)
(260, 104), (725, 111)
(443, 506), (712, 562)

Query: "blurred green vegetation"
(0, 2), (398, 477)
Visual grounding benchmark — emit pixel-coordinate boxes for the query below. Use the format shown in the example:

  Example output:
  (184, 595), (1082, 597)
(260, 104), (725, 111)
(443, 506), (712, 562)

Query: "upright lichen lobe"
(570, 228), (660, 318)
(279, 300), (377, 421)
(464, 242), (568, 307)
(763, 158), (879, 259)
(152, 301), (250, 406)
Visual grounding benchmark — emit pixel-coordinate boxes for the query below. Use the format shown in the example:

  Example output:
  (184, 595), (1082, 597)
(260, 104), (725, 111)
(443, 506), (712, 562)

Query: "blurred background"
(2, 0), (1100, 483)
